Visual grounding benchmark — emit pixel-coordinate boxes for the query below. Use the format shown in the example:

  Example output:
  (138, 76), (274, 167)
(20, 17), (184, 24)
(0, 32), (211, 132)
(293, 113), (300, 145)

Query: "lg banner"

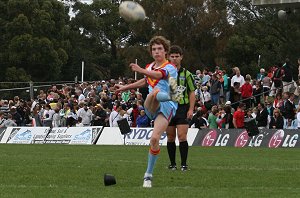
(192, 129), (300, 148)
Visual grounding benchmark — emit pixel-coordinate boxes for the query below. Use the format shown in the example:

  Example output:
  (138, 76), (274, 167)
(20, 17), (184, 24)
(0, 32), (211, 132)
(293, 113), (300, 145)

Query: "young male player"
(166, 45), (196, 171)
(115, 36), (181, 188)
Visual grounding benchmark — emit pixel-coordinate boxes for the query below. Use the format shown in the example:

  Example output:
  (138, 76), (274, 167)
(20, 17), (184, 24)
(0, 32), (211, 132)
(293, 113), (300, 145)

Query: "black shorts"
(169, 104), (189, 126)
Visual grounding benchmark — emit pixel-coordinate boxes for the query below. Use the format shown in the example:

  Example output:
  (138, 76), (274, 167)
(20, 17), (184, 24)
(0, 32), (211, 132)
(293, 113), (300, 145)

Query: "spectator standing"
(201, 68), (210, 86)
(253, 80), (263, 107)
(282, 58), (293, 93)
(256, 103), (269, 128)
(256, 68), (265, 81)
(272, 64), (285, 95)
(32, 105), (43, 127)
(201, 86), (211, 110)
(42, 104), (55, 127)
(240, 75), (253, 109)
(194, 70), (203, 85)
(52, 108), (61, 127)
(229, 82), (241, 110)
(194, 83), (203, 101)
(280, 92), (296, 120)
(209, 74), (221, 106)
(16, 100), (25, 126)
(262, 74), (272, 102)
(233, 103), (245, 129)
(208, 107), (218, 129)
(223, 105), (234, 129)
(109, 103), (123, 127)
(130, 103), (140, 127)
(222, 70), (230, 102)
(77, 103), (93, 126)
(76, 89), (86, 103)
(59, 104), (69, 127)
(231, 67), (245, 87)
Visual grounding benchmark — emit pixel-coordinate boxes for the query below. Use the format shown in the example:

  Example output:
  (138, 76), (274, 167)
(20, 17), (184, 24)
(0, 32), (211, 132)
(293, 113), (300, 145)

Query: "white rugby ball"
(119, 1), (146, 22)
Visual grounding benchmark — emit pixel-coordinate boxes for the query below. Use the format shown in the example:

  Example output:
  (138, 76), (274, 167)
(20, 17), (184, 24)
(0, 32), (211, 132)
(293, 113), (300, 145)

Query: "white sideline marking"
(0, 184), (58, 188)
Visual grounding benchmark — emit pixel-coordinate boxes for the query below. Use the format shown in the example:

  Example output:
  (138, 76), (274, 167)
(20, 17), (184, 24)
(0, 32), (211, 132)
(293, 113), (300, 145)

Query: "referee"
(166, 45), (196, 171)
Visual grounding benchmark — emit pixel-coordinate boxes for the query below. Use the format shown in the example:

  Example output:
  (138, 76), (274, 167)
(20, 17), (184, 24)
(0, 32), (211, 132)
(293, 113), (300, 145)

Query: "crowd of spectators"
(0, 58), (300, 130)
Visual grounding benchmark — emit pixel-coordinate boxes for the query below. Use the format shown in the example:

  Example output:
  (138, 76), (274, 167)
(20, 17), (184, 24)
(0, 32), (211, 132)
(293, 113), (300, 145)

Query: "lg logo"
(235, 131), (249, 147)
(269, 130), (284, 148)
(202, 130), (217, 146)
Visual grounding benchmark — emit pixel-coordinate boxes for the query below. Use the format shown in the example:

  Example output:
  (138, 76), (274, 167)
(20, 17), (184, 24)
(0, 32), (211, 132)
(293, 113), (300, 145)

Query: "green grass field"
(0, 145), (299, 198)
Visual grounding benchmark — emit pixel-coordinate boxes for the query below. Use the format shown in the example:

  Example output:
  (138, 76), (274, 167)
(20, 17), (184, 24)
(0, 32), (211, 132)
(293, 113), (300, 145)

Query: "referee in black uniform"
(166, 45), (196, 171)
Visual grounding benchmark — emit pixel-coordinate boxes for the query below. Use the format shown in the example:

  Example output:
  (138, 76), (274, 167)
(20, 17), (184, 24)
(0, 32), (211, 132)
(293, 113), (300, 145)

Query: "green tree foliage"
(0, 0), (299, 83)
(226, 0), (300, 77)
(68, 0), (133, 80)
(0, 0), (69, 81)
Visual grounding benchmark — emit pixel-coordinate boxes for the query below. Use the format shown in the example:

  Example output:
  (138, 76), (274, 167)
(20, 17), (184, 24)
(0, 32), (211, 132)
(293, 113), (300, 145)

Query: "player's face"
(169, 53), (183, 67)
(151, 44), (167, 62)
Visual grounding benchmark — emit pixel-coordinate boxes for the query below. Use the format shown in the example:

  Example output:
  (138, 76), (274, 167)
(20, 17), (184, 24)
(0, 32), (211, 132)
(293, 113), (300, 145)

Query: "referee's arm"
(187, 72), (196, 119)
(187, 91), (195, 119)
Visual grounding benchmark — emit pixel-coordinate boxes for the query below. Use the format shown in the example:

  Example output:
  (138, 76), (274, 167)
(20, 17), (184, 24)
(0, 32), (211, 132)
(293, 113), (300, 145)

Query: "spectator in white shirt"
(297, 106), (300, 129)
(76, 89), (86, 103)
(77, 103), (93, 126)
(0, 113), (17, 127)
(231, 67), (245, 87)
(52, 108), (61, 127)
(43, 104), (55, 127)
(109, 103), (123, 127)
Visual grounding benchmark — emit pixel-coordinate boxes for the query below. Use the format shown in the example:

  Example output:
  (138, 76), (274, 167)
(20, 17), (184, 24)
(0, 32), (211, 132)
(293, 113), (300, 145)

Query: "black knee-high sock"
(167, 142), (176, 165)
(179, 141), (188, 166)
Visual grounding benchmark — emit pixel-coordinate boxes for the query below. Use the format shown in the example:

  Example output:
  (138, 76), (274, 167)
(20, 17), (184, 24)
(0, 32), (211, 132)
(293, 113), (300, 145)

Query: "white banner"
(44, 127), (103, 144)
(0, 127), (50, 144)
(96, 127), (199, 146)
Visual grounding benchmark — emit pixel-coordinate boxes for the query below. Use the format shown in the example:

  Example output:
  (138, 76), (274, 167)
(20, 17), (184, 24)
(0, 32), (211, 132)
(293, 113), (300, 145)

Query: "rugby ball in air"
(119, 1), (146, 22)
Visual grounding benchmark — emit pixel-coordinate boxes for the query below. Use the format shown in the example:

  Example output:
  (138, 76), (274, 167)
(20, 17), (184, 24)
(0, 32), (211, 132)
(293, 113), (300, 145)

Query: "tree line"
(0, 0), (299, 83)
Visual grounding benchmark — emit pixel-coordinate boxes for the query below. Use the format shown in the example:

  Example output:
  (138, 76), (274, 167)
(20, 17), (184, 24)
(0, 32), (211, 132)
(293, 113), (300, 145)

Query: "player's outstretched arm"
(115, 79), (146, 92)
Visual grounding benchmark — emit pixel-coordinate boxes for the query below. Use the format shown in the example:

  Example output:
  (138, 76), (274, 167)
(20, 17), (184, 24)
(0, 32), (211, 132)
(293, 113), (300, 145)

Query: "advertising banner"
(192, 129), (300, 148)
(96, 127), (199, 146)
(43, 127), (103, 145)
(0, 127), (50, 144)
(0, 128), (7, 143)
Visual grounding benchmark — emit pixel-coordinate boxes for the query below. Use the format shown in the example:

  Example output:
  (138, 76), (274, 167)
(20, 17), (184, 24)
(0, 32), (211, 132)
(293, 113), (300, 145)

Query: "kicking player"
(115, 36), (181, 188)
(166, 45), (196, 171)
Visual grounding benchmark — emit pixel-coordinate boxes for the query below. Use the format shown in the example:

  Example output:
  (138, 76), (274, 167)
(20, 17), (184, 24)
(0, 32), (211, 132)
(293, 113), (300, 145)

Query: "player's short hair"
(149, 36), (170, 53)
(169, 45), (183, 55)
